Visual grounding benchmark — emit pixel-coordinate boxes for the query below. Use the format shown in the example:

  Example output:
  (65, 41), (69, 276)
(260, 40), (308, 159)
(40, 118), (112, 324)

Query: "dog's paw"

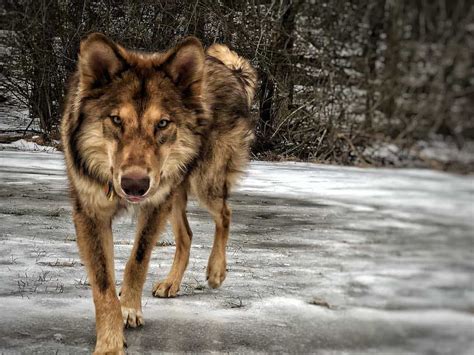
(94, 334), (126, 355)
(121, 306), (144, 328)
(207, 260), (226, 289)
(93, 346), (125, 355)
(93, 345), (126, 355)
(152, 279), (180, 298)
(93, 349), (125, 355)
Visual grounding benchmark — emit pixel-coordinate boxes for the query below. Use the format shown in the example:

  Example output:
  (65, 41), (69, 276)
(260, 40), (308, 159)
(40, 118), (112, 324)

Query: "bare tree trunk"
(259, 71), (274, 144)
(382, 1), (401, 130)
(272, 0), (300, 125)
(257, 0), (300, 150)
(364, 0), (385, 130)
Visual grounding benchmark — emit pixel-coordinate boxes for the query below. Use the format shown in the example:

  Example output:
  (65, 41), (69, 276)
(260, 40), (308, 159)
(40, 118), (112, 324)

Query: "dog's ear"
(163, 37), (205, 93)
(78, 33), (127, 90)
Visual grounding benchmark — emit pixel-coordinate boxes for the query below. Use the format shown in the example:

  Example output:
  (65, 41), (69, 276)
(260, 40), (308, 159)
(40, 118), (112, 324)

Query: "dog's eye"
(156, 119), (170, 130)
(110, 115), (121, 125)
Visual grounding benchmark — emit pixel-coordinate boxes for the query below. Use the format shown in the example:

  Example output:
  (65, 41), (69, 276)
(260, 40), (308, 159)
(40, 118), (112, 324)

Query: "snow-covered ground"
(0, 147), (473, 354)
(0, 138), (57, 152)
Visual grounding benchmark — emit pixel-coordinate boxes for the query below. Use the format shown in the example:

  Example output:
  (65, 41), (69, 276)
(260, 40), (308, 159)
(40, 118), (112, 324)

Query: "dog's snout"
(121, 171), (150, 197)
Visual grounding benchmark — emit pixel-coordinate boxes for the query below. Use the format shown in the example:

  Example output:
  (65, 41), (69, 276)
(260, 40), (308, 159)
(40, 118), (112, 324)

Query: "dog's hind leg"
(120, 201), (171, 328)
(204, 196), (231, 289)
(153, 185), (193, 298)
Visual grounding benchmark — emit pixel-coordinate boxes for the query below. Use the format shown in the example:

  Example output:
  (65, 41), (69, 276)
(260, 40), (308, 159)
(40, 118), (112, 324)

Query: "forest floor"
(0, 146), (473, 354)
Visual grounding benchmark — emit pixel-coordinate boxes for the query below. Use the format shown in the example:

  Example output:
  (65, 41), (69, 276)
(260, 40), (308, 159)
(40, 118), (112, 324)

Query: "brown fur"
(61, 33), (257, 354)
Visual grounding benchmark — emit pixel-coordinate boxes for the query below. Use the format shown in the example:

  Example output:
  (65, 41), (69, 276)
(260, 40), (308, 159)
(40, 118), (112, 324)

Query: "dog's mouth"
(108, 181), (150, 204)
(110, 172), (162, 204)
(124, 195), (147, 204)
(120, 187), (152, 204)
(110, 172), (158, 204)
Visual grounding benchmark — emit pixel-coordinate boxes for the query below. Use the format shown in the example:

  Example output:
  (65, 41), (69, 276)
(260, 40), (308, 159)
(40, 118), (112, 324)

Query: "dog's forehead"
(113, 70), (175, 118)
(115, 100), (164, 121)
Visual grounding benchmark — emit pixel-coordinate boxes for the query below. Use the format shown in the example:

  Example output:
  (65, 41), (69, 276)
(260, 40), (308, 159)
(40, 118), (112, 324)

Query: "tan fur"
(207, 44), (257, 107)
(61, 33), (256, 354)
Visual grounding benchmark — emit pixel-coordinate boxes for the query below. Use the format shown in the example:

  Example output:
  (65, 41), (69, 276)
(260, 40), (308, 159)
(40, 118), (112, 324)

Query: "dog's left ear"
(163, 37), (205, 93)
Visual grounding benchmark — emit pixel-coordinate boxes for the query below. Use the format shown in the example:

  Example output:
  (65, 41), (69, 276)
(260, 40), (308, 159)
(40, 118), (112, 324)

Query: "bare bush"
(1, 0), (472, 169)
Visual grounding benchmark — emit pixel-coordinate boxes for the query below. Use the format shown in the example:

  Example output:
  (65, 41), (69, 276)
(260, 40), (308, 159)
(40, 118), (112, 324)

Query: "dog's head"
(75, 33), (207, 203)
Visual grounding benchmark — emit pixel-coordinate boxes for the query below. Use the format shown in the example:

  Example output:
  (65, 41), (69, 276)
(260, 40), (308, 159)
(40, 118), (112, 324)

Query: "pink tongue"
(127, 196), (143, 202)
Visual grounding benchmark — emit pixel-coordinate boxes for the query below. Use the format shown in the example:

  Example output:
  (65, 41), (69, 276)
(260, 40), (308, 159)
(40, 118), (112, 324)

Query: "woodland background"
(1, 0), (473, 171)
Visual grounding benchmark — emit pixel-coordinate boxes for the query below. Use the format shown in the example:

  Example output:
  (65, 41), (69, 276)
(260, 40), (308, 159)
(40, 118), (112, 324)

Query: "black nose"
(121, 173), (150, 197)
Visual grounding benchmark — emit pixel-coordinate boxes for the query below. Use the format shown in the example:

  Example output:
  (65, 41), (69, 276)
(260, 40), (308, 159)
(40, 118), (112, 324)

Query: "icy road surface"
(0, 149), (473, 354)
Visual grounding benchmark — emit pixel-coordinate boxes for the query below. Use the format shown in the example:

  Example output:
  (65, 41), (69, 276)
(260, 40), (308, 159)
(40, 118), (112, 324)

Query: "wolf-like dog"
(61, 33), (256, 354)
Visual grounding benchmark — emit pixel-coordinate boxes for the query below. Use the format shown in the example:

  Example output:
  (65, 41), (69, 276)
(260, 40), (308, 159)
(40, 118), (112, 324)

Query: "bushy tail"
(207, 44), (257, 106)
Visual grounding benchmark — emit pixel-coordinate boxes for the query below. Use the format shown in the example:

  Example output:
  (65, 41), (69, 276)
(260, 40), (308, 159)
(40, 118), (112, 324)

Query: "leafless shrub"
(1, 0), (471, 169)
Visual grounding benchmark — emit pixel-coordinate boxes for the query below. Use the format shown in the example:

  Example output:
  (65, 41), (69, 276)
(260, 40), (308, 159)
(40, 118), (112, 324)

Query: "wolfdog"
(61, 33), (256, 354)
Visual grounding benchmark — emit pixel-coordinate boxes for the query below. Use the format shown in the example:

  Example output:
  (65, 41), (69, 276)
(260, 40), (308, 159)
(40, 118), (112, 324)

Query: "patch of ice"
(364, 143), (401, 163)
(0, 139), (57, 152)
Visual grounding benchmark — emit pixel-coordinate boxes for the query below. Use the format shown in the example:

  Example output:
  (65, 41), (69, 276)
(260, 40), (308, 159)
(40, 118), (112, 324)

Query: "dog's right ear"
(78, 33), (127, 90)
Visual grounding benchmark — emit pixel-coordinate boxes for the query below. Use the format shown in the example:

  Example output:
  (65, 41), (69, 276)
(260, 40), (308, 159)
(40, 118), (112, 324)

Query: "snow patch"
(0, 139), (57, 152)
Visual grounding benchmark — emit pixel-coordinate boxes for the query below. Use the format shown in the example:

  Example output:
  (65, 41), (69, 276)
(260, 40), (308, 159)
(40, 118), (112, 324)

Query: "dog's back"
(207, 44), (257, 109)
(187, 45), (257, 202)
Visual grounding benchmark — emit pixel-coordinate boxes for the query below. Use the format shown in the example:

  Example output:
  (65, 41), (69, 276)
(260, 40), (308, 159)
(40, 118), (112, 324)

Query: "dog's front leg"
(120, 201), (171, 328)
(73, 206), (124, 355)
(153, 185), (192, 298)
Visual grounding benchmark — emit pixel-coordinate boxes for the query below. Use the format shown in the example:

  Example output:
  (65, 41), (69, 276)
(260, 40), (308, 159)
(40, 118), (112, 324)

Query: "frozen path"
(0, 149), (473, 354)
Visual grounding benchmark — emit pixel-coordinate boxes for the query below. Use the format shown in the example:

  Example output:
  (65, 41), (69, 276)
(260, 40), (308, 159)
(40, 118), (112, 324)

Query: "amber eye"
(110, 115), (121, 125)
(156, 119), (170, 130)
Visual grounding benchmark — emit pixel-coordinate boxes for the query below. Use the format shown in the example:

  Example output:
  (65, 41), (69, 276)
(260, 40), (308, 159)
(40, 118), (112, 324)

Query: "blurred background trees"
(1, 0), (472, 170)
